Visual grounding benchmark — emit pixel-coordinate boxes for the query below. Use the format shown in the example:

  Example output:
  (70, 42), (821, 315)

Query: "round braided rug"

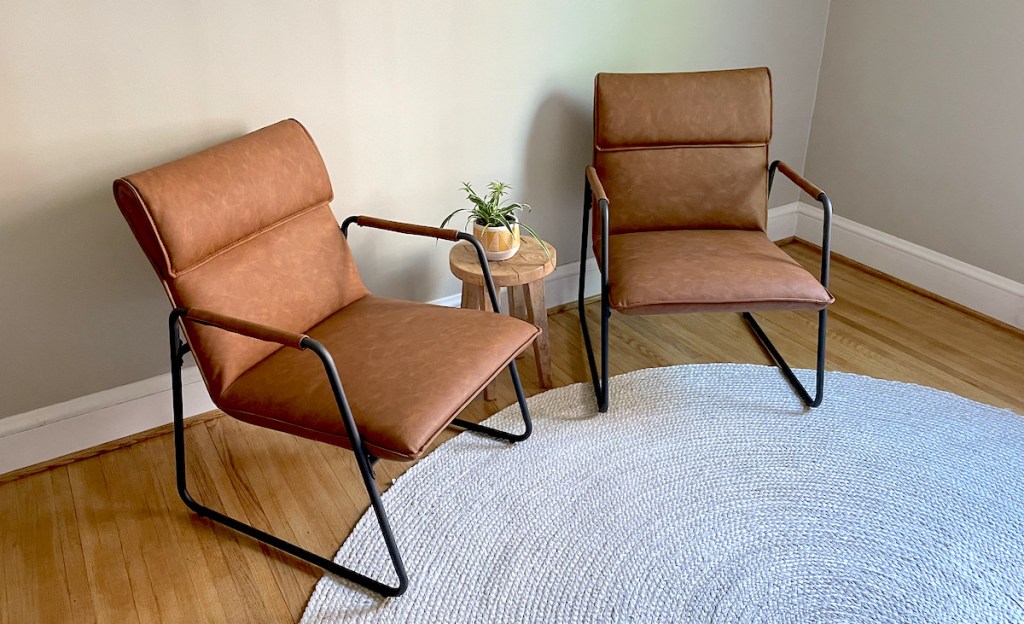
(301, 364), (1024, 623)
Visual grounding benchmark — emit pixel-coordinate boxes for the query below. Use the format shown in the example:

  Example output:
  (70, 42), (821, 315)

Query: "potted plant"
(441, 181), (547, 261)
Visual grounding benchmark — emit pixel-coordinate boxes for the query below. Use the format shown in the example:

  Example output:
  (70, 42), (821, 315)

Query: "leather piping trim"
(170, 201), (331, 277)
(289, 117), (336, 205)
(593, 224), (771, 247)
(117, 178), (175, 280)
(119, 176), (331, 279)
(131, 181), (331, 279)
(611, 291), (835, 313)
(217, 323), (540, 462)
(612, 295), (834, 309)
(594, 142), (769, 153)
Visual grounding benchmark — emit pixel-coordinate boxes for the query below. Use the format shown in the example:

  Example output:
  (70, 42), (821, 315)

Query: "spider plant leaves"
(445, 181), (548, 257)
(518, 222), (552, 259)
(466, 195), (491, 212)
(440, 207), (467, 229)
(489, 210), (516, 235)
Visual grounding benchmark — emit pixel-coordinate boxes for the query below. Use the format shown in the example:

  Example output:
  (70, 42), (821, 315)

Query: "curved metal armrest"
(769, 160), (833, 289)
(341, 215), (504, 315)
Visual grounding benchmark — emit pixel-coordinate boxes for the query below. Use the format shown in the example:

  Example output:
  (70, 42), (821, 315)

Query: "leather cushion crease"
(113, 119), (539, 461)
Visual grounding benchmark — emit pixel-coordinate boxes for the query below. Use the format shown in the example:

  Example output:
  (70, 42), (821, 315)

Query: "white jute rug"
(301, 364), (1024, 623)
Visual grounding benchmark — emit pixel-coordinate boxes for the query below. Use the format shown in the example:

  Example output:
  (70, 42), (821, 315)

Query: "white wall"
(806, 0), (1024, 284)
(0, 0), (831, 420)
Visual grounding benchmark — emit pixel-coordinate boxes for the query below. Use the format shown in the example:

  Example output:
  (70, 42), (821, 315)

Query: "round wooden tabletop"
(449, 236), (557, 287)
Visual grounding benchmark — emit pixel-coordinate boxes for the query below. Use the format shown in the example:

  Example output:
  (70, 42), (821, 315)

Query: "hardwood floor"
(2, 241), (1022, 623)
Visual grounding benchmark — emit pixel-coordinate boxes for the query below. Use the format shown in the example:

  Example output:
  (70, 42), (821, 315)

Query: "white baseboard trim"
(792, 202), (1024, 330)
(4, 201), (1020, 476)
(429, 293), (463, 308)
(0, 367), (215, 475)
(766, 202), (801, 242)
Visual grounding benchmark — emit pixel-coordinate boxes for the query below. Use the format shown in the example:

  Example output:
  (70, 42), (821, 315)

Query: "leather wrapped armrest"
(183, 308), (308, 350)
(774, 161), (825, 200)
(586, 166), (609, 204)
(585, 166), (611, 285)
(346, 215), (460, 242)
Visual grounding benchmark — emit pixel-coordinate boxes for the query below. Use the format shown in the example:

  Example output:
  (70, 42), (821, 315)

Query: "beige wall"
(806, 0), (1024, 283)
(0, 0), (830, 419)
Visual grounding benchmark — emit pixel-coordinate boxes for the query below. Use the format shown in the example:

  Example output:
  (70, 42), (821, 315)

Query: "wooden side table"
(449, 236), (556, 399)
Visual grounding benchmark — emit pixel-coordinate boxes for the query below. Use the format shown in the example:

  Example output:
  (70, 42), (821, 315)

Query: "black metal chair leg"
(578, 182), (610, 412)
(451, 360), (533, 442)
(577, 282), (610, 413)
(169, 324), (409, 597)
(742, 308), (828, 408)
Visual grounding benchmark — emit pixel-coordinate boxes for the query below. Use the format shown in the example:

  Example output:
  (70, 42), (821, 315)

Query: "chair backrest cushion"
(594, 68), (772, 236)
(114, 120), (368, 396)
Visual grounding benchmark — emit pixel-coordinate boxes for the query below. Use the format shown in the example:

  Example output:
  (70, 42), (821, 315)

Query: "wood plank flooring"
(2, 241), (1022, 623)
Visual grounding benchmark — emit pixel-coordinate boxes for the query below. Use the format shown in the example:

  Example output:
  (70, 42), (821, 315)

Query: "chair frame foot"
(742, 310), (827, 408)
(452, 357), (532, 442)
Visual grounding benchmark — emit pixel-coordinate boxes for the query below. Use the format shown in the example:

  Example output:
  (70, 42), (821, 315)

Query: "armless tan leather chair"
(113, 120), (538, 596)
(579, 68), (834, 412)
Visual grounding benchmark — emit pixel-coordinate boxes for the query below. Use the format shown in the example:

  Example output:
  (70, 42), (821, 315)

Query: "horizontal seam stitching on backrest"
(595, 142), (768, 153)
(169, 200), (330, 277)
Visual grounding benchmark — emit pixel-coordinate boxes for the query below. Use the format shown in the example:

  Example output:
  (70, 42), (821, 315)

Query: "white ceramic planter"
(473, 220), (521, 261)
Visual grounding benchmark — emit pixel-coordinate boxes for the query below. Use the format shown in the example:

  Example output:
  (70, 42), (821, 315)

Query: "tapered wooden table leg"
(461, 283), (492, 312)
(462, 284), (498, 400)
(522, 280), (553, 389)
(449, 236), (557, 397)
(508, 286), (528, 360)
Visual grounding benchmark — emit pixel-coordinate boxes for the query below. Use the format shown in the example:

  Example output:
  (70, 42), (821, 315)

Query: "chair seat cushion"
(216, 295), (539, 461)
(603, 229), (834, 315)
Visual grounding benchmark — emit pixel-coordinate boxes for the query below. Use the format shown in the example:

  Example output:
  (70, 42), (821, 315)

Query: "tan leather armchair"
(113, 120), (538, 596)
(579, 68), (834, 412)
